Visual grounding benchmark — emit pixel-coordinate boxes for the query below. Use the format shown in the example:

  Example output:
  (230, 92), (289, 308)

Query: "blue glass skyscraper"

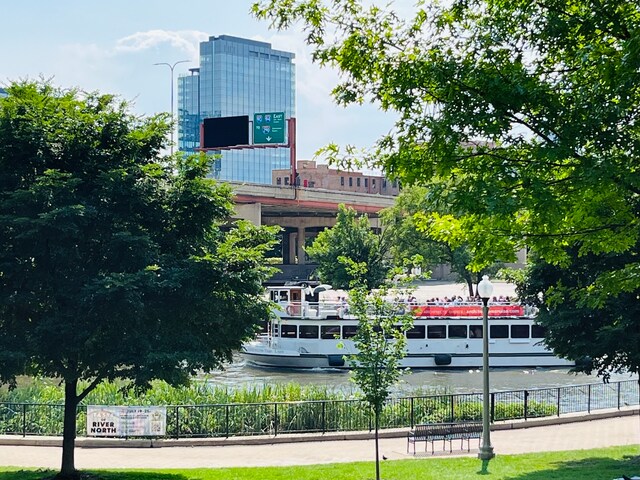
(178, 35), (296, 184)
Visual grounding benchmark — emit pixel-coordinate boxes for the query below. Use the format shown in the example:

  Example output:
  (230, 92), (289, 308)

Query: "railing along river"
(1, 379), (637, 438)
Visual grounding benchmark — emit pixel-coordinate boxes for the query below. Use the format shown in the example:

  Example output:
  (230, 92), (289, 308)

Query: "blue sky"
(1, 0), (396, 160)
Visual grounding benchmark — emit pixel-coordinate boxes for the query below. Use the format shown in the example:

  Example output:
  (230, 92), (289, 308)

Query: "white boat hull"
(242, 338), (574, 370)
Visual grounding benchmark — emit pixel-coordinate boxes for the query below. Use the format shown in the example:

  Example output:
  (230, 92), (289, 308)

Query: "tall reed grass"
(0, 377), (559, 438)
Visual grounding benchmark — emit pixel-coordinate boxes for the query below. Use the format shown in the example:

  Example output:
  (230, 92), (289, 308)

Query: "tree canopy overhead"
(0, 81), (277, 478)
(253, 0), (640, 286)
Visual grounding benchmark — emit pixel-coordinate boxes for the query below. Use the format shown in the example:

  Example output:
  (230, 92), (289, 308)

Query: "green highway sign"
(254, 112), (285, 144)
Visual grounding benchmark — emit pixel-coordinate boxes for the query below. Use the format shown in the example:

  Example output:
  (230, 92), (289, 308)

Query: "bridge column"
(297, 226), (306, 265)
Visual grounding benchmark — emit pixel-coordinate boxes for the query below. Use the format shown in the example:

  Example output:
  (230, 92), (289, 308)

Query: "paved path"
(0, 415), (638, 469)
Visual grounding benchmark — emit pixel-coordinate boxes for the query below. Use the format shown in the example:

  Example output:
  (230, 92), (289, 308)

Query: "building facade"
(178, 35), (296, 184)
(272, 160), (401, 196)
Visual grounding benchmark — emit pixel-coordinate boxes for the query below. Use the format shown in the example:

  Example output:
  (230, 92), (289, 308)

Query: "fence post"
(490, 393), (495, 423)
(175, 406), (179, 439)
(524, 390), (528, 421)
(225, 404), (230, 438)
(450, 395), (455, 422)
(617, 381), (621, 410)
(588, 384), (591, 414)
(22, 404), (26, 437)
(322, 401), (326, 434)
(274, 403), (278, 436)
(410, 397), (414, 428)
(557, 387), (561, 417)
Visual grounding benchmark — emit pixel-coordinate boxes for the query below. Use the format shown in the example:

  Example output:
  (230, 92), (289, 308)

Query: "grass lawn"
(0, 445), (638, 480)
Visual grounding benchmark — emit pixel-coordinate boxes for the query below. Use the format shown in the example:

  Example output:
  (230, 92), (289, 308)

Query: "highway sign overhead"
(254, 112), (285, 144)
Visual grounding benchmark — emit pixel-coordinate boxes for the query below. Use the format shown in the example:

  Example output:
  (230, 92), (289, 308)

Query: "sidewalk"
(0, 412), (638, 469)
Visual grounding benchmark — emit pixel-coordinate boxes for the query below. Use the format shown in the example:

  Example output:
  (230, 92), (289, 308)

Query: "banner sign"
(87, 406), (166, 437)
(412, 305), (524, 318)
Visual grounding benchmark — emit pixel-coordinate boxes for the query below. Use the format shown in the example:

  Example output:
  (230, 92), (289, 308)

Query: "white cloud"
(116, 30), (208, 61)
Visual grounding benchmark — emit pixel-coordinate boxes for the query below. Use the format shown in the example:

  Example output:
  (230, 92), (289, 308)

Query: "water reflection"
(200, 355), (637, 394)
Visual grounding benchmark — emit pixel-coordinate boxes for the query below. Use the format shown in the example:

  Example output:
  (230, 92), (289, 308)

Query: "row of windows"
(278, 324), (545, 340)
(341, 177), (372, 188)
(248, 50), (292, 62)
(339, 177), (399, 188)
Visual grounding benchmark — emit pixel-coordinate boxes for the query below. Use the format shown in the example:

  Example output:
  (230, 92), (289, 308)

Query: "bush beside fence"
(0, 379), (637, 438)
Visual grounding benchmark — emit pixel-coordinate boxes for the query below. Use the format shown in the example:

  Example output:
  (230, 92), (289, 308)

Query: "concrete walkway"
(0, 412), (638, 469)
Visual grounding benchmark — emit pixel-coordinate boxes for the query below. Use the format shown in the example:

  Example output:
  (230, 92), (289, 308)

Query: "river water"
(200, 355), (638, 395)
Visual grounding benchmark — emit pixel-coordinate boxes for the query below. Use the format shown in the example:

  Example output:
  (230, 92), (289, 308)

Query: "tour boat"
(241, 285), (574, 369)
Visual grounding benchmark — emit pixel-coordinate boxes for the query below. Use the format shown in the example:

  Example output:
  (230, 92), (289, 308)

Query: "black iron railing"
(0, 379), (637, 438)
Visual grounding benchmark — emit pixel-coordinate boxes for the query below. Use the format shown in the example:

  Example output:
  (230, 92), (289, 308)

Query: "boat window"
(531, 325), (546, 338)
(342, 325), (358, 338)
(469, 325), (483, 339)
(321, 325), (341, 339)
(406, 325), (425, 339)
(281, 324), (297, 338)
(490, 325), (509, 339)
(427, 325), (446, 339)
(511, 324), (530, 339)
(448, 325), (467, 339)
(299, 325), (319, 339)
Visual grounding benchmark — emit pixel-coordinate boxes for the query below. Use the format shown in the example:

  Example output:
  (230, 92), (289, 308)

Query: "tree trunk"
(374, 409), (380, 480)
(464, 274), (474, 298)
(59, 379), (79, 479)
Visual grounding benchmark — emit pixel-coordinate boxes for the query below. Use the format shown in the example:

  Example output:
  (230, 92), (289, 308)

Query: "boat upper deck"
(267, 285), (537, 320)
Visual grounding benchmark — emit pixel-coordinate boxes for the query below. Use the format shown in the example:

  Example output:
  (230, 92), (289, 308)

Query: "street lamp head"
(477, 275), (493, 300)
(153, 60), (190, 70)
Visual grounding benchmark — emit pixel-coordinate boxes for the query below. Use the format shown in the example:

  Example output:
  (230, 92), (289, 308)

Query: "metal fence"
(0, 379), (637, 438)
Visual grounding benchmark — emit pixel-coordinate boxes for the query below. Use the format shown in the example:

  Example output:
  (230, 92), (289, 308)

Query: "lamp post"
(154, 60), (189, 155)
(477, 274), (495, 473)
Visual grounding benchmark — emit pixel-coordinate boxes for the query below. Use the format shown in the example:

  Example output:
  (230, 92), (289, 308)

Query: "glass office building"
(178, 35), (296, 184)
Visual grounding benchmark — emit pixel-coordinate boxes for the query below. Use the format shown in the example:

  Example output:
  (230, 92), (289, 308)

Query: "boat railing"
(275, 299), (537, 319)
(274, 300), (343, 319)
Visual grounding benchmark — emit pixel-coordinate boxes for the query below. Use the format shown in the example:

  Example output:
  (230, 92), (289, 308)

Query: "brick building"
(272, 160), (400, 196)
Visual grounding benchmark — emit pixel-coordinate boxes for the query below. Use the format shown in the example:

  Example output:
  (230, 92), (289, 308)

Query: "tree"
(517, 247), (640, 381)
(305, 204), (393, 289)
(382, 186), (505, 296)
(253, 0), (640, 374)
(252, 0), (640, 285)
(0, 81), (278, 479)
(340, 260), (412, 480)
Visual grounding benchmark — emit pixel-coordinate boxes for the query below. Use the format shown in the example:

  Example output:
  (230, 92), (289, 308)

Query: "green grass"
(1, 445), (638, 480)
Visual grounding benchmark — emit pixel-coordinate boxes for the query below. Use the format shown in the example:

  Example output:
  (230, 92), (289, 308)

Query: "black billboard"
(202, 116), (249, 149)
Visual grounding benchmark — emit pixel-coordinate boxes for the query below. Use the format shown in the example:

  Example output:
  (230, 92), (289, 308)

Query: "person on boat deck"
(339, 297), (349, 316)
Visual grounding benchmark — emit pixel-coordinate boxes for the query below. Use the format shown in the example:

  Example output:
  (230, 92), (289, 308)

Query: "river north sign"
(87, 406), (166, 437)
(254, 112), (285, 144)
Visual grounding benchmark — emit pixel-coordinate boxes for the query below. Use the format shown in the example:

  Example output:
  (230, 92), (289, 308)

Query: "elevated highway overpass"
(227, 182), (397, 281)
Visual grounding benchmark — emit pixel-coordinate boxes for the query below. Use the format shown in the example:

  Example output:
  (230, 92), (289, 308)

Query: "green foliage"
(305, 204), (392, 289)
(519, 247), (640, 379)
(382, 186), (505, 295)
(0, 80), (278, 476)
